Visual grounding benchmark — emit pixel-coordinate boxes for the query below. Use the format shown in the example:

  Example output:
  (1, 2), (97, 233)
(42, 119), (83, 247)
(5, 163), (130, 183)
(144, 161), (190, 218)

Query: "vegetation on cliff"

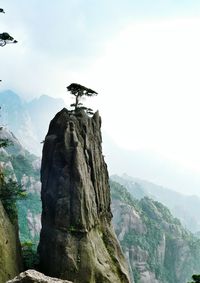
(0, 128), (41, 243)
(110, 180), (200, 283)
(188, 274), (200, 283)
(67, 83), (97, 114)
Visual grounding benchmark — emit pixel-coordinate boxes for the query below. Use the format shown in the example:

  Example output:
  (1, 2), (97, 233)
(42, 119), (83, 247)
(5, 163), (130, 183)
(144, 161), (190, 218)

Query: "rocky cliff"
(0, 128), (41, 244)
(38, 108), (131, 283)
(0, 201), (22, 283)
(110, 180), (200, 283)
(0, 90), (65, 156)
(111, 174), (200, 234)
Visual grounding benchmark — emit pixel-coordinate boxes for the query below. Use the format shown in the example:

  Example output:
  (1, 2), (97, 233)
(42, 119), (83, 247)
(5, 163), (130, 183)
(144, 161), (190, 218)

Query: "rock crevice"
(38, 108), (130, 283)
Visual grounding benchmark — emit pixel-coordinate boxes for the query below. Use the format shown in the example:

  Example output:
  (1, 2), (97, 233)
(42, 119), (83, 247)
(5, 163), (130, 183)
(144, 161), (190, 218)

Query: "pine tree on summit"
(67, 83), (98, 114)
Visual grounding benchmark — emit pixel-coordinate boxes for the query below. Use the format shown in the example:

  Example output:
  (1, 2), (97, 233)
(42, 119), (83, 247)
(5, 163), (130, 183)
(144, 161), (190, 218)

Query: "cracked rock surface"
(38, 109), (131, 283)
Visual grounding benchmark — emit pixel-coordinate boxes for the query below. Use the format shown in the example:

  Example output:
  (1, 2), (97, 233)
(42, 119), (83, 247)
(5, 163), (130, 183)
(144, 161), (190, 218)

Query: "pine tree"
(0, 8), (17, 47)
(67, 83), (98, 114)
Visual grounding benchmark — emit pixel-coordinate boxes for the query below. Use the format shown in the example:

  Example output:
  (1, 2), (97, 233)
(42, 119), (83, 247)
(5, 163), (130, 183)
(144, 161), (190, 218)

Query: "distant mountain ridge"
(111, 174), (200, 233)
(2, 90), (200, 198)
(0, 90), (65, 156)
(103, 133), (200, 196)
(110, 180), (200, 283)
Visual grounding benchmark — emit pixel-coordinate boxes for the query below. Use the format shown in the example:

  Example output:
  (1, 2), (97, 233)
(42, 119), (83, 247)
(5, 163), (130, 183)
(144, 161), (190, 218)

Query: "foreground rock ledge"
(6, 270), (73, 283)
(38, 109), (131, 283)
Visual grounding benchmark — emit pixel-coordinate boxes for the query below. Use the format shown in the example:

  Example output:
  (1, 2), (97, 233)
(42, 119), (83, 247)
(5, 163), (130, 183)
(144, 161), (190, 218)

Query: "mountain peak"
(38, 109), (131, 283)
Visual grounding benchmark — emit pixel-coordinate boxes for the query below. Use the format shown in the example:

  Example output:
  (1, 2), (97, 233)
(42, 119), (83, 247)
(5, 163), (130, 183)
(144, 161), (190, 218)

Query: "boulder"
(6, 269), (73, 282)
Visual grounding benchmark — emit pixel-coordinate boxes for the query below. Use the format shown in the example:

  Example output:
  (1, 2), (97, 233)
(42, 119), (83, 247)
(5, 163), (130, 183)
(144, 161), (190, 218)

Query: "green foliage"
(17, 192), (41, 244)
(0, 141), (41, 245)
(0, 138), (13, 148)
(188, 274), (200, 283)
(11, 154), (39, 181)
(67, 83), (97, 113)
(0, 175), (26, 221)
(133, 268), (140, 283)
(21, 241), (39, 269)
(0, 126), (26, 222)
(110, 180), (200, 283)
(110, 180), (139, 208)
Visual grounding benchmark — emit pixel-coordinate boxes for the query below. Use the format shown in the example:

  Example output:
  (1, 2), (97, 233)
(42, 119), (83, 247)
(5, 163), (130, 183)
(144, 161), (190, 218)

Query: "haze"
(1, 1), (200, 193)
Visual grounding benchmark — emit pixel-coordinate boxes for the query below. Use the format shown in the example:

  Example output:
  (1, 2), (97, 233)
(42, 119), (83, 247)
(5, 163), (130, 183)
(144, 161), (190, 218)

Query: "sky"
(1, 0), (200, 178)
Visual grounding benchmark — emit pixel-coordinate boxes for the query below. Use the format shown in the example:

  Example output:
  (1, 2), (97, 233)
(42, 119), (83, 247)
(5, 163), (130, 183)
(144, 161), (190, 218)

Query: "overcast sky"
(1, 1), (200, 175)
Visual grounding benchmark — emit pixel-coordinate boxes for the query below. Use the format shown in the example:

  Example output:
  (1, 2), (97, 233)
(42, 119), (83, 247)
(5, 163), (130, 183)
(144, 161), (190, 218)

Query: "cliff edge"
(38, 108), (130, 283)
(0, 202), (22, 282)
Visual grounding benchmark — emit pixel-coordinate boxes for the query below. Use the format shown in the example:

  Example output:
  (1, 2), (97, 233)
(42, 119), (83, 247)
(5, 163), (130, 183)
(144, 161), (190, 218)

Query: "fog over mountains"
(103, 132), (200, 196)
(0, 90), (64, 156)
(1, 90), (200, 198)
(111, 174), (200, 233)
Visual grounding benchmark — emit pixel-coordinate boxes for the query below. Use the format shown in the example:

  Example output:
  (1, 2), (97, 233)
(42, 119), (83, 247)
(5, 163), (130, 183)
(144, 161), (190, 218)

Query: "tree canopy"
(188, 275), (200, 283)
(0, 32), (17, 47)
(0, 8), (17, 47)
(67, 83), (98, 114)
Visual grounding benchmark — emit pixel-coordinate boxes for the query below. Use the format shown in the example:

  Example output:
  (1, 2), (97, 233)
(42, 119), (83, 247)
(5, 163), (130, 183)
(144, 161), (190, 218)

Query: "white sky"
(1, 1), (200, 175)
(61, 18), (200, 174)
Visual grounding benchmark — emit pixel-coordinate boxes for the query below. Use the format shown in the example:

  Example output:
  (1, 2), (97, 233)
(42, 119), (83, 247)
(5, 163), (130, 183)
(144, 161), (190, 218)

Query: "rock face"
(110, 180), (200, 283)
(38, 109), (131, 283)
(6, 269), (73, 283)
(0, 127), (41, 244)
(111, 174), (200, 234)
(0, 90), (65, 156)
(0, 202), (22, 282)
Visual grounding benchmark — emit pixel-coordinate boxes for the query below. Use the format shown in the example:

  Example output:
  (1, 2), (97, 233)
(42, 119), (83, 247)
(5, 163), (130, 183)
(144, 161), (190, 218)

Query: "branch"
(0, 33), (18, 47)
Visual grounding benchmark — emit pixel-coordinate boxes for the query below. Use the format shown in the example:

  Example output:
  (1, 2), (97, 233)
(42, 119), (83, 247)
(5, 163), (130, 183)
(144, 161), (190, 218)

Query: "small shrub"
(21, 241), (39, 269)
(188, 274), (200, 283)
(0, 174), (26, 221)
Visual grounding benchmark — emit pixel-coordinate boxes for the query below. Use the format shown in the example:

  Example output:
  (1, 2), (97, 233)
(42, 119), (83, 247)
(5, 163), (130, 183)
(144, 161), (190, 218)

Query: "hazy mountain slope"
(0, 127), (41, 244)
(0, 90), (65, 156)
(102, 133), (200, 196)
(1, 90), (200, 197)
(110, 180), (200, 283)
(111, 174), (200, 233)
(26, 94), (64, 142)
(0, 90), (38, 155)
(1, 124), (199, 282)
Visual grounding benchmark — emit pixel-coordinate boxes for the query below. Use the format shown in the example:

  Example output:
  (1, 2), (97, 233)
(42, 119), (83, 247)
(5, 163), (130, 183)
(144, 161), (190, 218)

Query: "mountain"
(2, 90), (200, 198)
(102, 133), (200, 196)
(110, 180), (200, 283)
(0, 127), (41, 244)
(38, 108), (131, 282)
(26, 94), (65, 143)
(111, 174), (200, 233)
(1, 113), (200, 283)
(0, 90), (65, 156)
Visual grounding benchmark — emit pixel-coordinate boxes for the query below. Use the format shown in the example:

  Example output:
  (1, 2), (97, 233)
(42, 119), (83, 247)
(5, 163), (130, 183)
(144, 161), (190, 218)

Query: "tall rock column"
(38, 108), (131, 283)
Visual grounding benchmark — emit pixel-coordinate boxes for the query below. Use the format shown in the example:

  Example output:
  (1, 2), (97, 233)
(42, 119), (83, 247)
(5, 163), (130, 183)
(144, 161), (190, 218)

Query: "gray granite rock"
(6, 269), (73, 282)
(38, 108), (131, 283)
